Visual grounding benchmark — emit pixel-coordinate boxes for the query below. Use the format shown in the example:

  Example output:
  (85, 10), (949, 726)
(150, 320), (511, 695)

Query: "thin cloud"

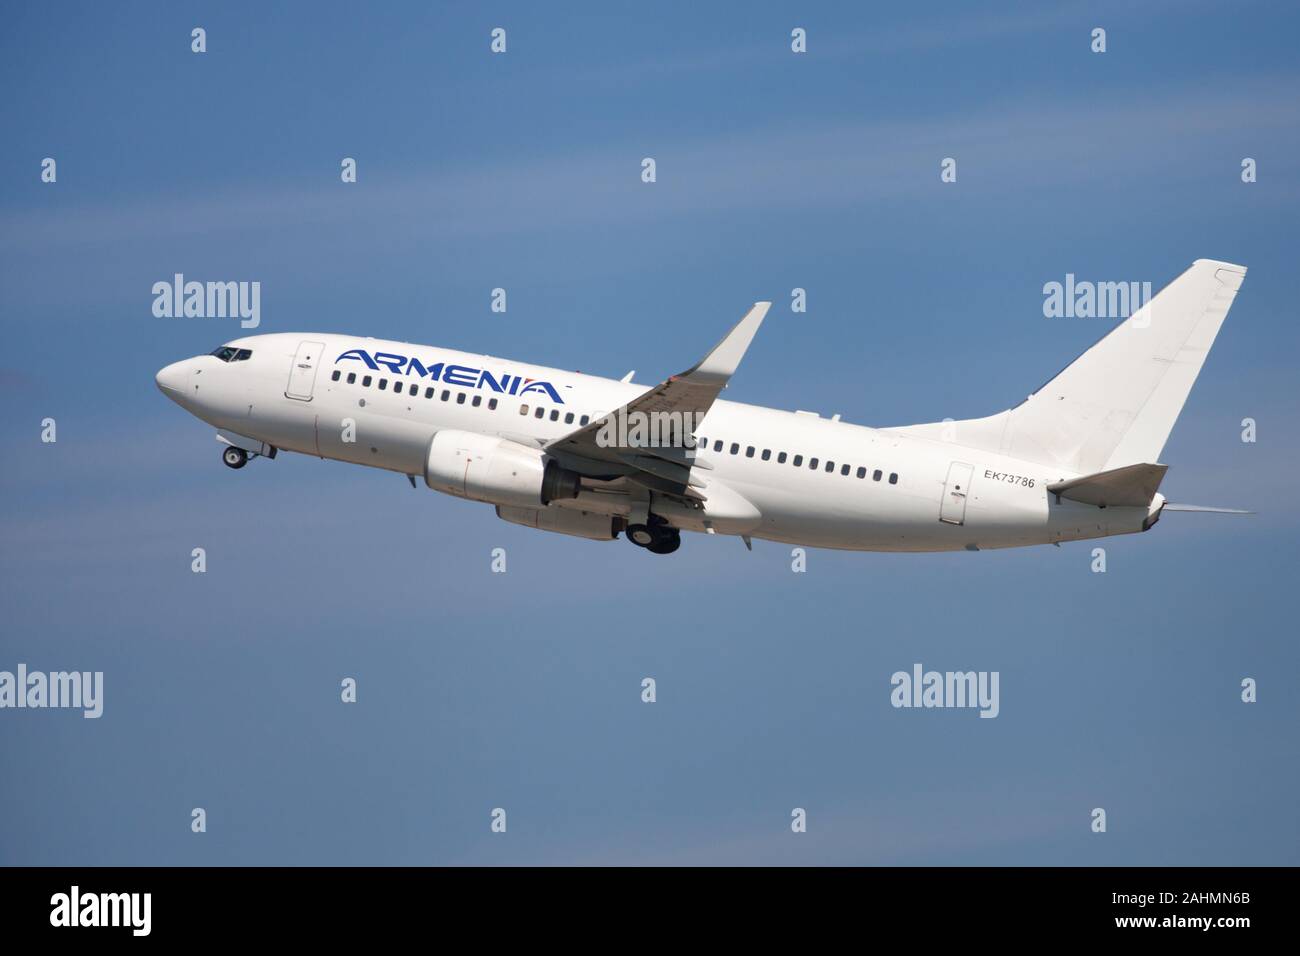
(2, 79), (1295, 257)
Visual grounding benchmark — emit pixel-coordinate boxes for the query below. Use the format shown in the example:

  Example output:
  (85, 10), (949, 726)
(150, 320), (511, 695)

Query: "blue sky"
(1, 0), (1297, 865)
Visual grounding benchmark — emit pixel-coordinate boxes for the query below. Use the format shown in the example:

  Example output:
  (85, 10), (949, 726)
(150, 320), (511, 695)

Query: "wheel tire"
(222, 446), (248, 469)
(626, 524), (654, 547)
(647, 530), (681, 555)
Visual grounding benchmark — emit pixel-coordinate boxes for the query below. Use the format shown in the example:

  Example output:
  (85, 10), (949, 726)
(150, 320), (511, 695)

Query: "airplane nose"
(155, 360), (188, 397)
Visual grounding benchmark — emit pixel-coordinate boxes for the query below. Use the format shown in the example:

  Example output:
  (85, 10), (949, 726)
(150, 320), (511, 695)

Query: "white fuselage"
(156, 332), (1161, 552)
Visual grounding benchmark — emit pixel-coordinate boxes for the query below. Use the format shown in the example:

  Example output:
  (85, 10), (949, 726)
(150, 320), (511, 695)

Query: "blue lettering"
(519, 380), (563, 403)
(372, 352), (407, 374)
(335, 350), (561, 402)
(443, 365), (479, 387)
(478, 369), (507, 393)
(336, 349), (378, 370)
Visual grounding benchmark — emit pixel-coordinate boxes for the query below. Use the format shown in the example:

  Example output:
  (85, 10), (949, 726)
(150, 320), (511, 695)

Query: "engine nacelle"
(496, 505), (619, 541)
(424, 430), (581, 509)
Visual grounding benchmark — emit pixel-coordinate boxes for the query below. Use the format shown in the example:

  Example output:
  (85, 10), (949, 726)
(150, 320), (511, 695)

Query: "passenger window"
(856, 466), (866, 479)
(488, 399), (498, 410)
(580, 415), (590, 426)
(347, 372), (356, 384)
(825, 461), (835, 473)
(409, 384), (418, 396)
(745, 446), (755, 458)
(441, 390), (450, 401)
(550, 409), (559, 421)
(889, 473), (898, 484)
(472, 395), (482, 407)
(331, 370), (341, 381)
(730, 443), (740, 455)
(761, 449), (771, 461)
(378, 379), (388, 390)
(841, 464), (850, 476)
(873, 470), (882, 481)
(564, 412), (574, 424)
(362, 376), (372, 387)
(535, 407), (545, 418)
(520, 404), (529, 415)
(778, 452), (787, 464)
(809, 458), (819, 469)
(714, 440), (723, 453)
(425, 387), (435, 398)
(457, 393), (466, 404)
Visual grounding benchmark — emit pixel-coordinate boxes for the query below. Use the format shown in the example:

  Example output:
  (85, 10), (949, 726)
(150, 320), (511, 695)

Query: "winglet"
(679, 302), (770, 385)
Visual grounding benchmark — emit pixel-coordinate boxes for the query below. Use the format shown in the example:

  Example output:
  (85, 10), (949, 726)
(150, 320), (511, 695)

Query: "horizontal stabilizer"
(1163, 503), (1254, 515)
(1047, 462), (1167, 508)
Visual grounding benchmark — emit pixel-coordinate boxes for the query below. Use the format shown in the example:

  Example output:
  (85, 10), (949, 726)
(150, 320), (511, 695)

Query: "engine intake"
(424, 430), (581, 509)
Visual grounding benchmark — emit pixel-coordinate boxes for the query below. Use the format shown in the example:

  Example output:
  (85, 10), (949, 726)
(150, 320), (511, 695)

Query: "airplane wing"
(543, 302), (770, 496)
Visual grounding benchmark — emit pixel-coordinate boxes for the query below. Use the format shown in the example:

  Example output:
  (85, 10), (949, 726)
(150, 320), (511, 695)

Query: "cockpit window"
(234, 348), (252, 361)
(210, 346), (238, 362)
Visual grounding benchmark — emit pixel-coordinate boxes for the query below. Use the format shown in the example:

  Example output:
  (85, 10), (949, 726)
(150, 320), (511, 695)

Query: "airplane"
(156, 258), (1249, 556)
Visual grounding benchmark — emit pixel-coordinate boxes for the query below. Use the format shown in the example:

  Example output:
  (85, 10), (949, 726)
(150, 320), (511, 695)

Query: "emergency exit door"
(285, 340), (326, 401)
(940, 461), (975, 525)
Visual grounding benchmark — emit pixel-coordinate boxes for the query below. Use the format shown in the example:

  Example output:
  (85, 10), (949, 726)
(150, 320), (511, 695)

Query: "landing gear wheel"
(626, 524), (655, 547)
(222, 446), (248, 469)
(646, 530), (681, 555)
(626, 518), (680, 554)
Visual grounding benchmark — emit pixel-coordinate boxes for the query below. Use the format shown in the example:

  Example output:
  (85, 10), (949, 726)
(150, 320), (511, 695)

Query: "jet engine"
(424, 430), (581, 509)
(495, 505), (620, 541)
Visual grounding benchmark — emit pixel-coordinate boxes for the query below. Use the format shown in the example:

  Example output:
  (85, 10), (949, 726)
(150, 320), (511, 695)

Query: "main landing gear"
(625, 516), (681, 555)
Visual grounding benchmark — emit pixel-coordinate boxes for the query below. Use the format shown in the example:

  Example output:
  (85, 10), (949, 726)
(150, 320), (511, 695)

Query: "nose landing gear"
(218, 435), (277, 470)
(625, 516), (681, 555)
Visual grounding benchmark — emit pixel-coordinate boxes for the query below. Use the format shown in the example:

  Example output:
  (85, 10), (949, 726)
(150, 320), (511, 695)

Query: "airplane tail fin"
(889, 259), (1247, 475)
